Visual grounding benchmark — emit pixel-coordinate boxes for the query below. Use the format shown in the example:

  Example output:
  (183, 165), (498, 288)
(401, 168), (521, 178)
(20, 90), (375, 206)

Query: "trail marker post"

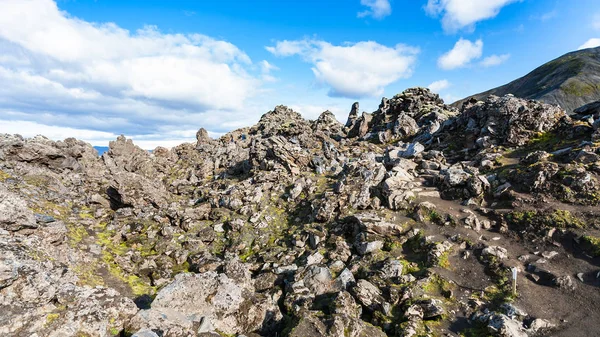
(512, 267), (518, 296)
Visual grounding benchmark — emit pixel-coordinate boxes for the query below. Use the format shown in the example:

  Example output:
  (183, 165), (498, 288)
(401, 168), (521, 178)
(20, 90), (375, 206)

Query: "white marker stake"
(512, 267), (518, 296)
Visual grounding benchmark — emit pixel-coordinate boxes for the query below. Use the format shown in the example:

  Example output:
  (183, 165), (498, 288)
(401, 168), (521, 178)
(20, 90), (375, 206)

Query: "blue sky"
(1, 0), (600, 148)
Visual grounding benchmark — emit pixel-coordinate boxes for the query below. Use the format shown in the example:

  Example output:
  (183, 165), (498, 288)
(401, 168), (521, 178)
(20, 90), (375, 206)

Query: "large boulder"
(0, 189), (36, 231)
(128, 270), (281, 335)
(446, 95), (566, 148)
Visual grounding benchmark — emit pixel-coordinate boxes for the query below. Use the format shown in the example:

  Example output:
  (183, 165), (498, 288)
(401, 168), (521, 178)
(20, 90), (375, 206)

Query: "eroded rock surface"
(1, 89), (600, 336)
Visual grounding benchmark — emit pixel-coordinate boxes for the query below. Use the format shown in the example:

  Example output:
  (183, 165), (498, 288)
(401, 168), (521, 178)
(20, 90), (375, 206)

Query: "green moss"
(398, 259), (421, 275)
(30, 201), (72, 222)
(459, 321), (494, 337)
(72, 263), (104, 287)
(239, 247), (255, 262)
(397, 320), (427, 336)
(383, 238), (403, 252)
(529, 131), (556, 146)
(23, 174), (50, 187)
(422, 274), (455, 297)
(428, 210), (444, 224)
(172, 261), (191, 274)
(97, 228), (155, 296)
(482, 283), (516, 306)
(0, 170), (11, 181)
(67, 224), (89, 246)
(549, 210), (585, 228)
(438, 250), (451, 269)
(506, 209), (585, 230)
(403, 231), (424, 253)
(29, 249), (53, 262)
(79, 212), (95, 219)
(580, 235), (600, 257)
(210, 232), (228, 257)
(562, 80), (600, 97)
(102, 250), (155, 296)
(97, 231), (129, 255)
(474, 264), (516, 307)
(95, 222), (109, 230)
(109, 327), (121, 336)
(45, 313), (60, 326)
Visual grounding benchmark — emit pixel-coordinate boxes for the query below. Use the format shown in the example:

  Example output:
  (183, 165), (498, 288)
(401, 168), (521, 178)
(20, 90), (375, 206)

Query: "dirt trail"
(408, 167), (600, 336)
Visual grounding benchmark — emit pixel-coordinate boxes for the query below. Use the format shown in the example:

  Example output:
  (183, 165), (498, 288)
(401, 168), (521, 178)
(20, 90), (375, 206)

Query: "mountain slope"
(454, 47), (600, 113)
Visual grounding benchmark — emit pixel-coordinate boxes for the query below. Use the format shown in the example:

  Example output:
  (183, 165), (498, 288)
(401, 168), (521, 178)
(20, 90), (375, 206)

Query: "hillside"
(454, 47), (600, 113)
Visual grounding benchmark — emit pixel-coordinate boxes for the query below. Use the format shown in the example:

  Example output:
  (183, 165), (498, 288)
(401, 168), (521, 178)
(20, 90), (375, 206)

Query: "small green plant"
(580, 235), (600, 257)
(45, 313), (60, 326)
(109, 327), (121, 336)
(438, 250), (451, 269)
(428, 210), (444, 224)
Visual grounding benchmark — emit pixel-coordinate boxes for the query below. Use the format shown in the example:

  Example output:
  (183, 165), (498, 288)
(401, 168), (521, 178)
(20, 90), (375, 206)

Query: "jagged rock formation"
(1, 88), (600, 336)
(454, 46), (600, 114)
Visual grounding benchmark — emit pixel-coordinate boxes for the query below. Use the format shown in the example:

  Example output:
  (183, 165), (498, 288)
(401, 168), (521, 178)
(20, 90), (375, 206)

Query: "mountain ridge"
(453, 46), (600, 113)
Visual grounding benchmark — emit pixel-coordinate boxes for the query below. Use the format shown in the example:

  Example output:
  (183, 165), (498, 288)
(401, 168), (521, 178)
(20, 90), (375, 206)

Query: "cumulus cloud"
(0, 0), (269, 148)
(425, 0), (519, 32)
(357, 0), (392, 20)
(480, 54), (510, 67)
(266, 39), (419, 98)
(438, 38), (483, 70)
(427, 79), (451, 92)
(579, 38), (600, 50)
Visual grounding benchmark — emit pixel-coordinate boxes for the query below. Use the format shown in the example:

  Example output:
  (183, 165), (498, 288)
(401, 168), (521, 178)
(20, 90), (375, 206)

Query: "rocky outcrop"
(128, 262), (281, 335)
(2, 87), (599, 336)
(347, 88), (458, 144)
(444, 95), (566, 148)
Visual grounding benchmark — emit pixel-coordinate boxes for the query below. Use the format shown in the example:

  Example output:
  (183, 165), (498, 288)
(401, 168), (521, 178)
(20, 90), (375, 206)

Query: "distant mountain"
(453, 47), (600, 113)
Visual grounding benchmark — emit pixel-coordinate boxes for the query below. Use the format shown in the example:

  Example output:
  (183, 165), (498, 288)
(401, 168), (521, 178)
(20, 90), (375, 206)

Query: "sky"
(1, 0), (600, 149)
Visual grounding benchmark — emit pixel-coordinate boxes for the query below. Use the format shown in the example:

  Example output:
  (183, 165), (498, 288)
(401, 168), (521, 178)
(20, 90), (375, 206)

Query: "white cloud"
(260, 60), (279, 82)
(357, 0), (392, 20)
(0, 118), (223, 150)
(427, 79), (451, 92)
(579, 38), (600, 50)
(539, 10), (557, 21)
(441, 93), (461, 104)
(0, 0), (273, 146)
(480, 54), (510, 67)
(438, 38), (483, 70)
(530, 10), (557, 22)
(267, 39), (419, 98)
(266, 40), (312, 57)
(261, 60), (279, 73)
(425, 0), (519, 32)
(0, 120), (119, 144)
